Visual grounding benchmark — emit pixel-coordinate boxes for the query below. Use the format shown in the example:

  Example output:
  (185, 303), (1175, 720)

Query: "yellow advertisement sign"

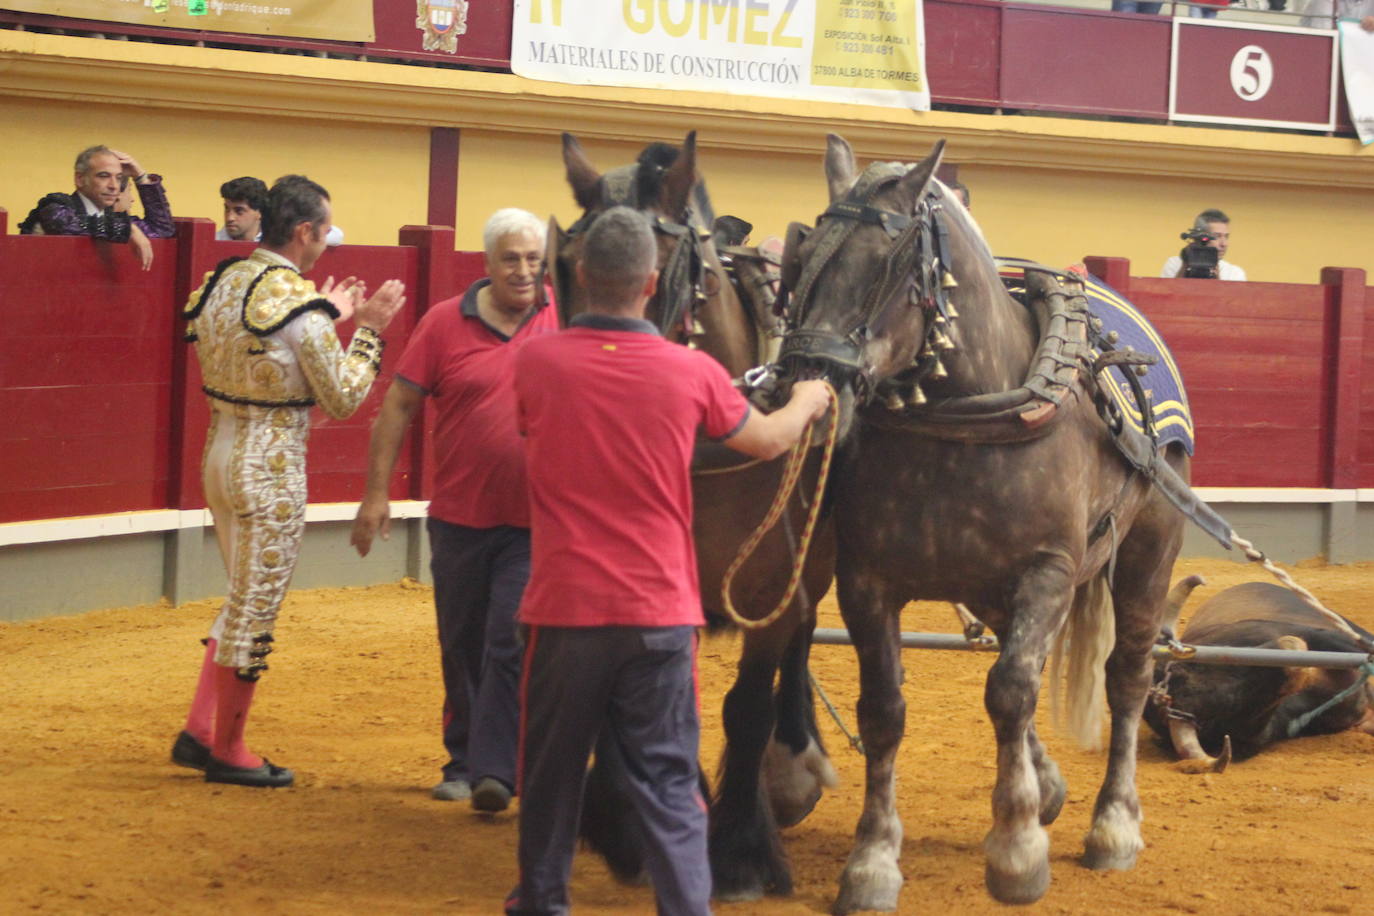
(514, 0), (930, 111)
(812, 0), (923, 93)
(10, 0), (375, 43)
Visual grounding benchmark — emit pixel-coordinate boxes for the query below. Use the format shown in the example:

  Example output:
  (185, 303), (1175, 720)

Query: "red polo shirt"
(514, 314), (751, 628)
(395, 279), (559, 529)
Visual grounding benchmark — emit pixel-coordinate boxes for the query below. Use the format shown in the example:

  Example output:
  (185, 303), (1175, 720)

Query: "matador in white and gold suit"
(171, 188), (403, 788)
(186, 249), (383, 674)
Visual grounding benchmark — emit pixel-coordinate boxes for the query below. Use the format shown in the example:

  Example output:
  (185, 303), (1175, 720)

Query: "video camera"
(1178, 228), (1219, 279)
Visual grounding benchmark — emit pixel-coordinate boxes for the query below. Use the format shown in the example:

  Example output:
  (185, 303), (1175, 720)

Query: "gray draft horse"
(551, 132), (839, 900)
(773, 136), (1189, 909)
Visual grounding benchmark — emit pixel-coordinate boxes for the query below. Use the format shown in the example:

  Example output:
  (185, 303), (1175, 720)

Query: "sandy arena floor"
(2, 556), (1372, 915)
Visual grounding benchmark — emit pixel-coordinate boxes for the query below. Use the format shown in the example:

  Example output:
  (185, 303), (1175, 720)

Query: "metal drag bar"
(810, 628), (1372, 669)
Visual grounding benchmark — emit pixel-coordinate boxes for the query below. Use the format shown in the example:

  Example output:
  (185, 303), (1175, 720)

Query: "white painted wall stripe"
(0, 501), (431, 547)
(2, 489), (1370, 548)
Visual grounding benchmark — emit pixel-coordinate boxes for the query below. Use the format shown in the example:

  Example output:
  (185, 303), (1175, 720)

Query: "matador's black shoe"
(171, 731), (212, 771)
(205, 756), (295, 788)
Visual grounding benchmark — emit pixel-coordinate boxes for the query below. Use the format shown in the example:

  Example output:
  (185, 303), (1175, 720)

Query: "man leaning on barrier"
(18, 145), (174, 270)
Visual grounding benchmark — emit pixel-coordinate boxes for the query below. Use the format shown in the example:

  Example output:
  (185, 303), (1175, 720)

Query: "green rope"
(1285, 660), (1374, 739)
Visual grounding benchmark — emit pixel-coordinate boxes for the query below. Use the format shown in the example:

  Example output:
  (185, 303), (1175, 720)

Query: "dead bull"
(1144, 576), (1374, 773)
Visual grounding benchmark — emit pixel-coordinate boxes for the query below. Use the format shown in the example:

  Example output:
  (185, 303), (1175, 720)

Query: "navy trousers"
(507, 625), (710, 916)
(427, 518), (529, 789)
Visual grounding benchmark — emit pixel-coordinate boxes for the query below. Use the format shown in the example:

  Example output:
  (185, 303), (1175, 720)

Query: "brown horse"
(774, 135), (1189, 909)
(552, 132), (838, 900)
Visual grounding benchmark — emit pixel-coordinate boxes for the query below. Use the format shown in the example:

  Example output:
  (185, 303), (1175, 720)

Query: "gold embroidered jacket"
(183, 249), (383, 418)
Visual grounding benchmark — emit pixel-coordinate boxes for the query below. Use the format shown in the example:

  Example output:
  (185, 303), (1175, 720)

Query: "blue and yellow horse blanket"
(997, 258), (1194, 456)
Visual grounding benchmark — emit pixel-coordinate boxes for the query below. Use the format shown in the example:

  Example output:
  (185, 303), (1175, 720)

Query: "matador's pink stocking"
(212, 665), (263, 769)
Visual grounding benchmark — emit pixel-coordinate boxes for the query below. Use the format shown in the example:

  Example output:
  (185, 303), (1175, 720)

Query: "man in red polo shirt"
(505, 207), (831, 916)
(351, 208), (556, 812)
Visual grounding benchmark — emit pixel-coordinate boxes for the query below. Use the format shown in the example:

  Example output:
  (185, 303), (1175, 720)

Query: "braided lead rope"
(1229, 531), (1374, 653)
(692, 456), (765, 477)
(721, 383), (840, 630)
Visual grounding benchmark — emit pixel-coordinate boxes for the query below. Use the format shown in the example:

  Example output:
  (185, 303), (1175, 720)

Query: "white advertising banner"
(511, 0), (930, 111)
(1340, 20), (1374, 145)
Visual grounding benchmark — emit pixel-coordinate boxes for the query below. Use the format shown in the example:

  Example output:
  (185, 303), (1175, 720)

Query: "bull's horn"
(1163, 574), (1206, 630)
(1168, 717), (1229, 775)
(1214, 735), (1232, 773)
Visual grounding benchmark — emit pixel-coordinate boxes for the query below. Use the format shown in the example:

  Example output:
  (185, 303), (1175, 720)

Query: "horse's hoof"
(712, 878), (765, 903)
(764, 737), (838, 829)
(1081, 844), (1140, 872)
(833, 864), (902, 914)
(1082, 811), (1144, 871)
(985, 858), (1050, 905)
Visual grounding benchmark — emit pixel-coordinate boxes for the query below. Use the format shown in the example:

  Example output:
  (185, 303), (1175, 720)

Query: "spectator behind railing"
(217, 174), (345, 246)
(1298, 0), (1374, 28)
(1111, 0), (1164, 14)
(15, 145), (174, 270)
(1161, 208), (1246, 281)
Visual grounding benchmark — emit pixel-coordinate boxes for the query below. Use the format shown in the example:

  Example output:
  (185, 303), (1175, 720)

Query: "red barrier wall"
(0, 219), (178, 522)
(0, 211), (463, 525)
(3, 219), (1370, 529)
(1085, 257), (1369, 489)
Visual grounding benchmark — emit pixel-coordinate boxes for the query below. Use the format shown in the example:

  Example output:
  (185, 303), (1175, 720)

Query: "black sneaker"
(470, 776), (512, 813)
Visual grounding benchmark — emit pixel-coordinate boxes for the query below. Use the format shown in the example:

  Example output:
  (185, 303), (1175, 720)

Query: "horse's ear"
(825, 134), (857, 202)
(897, 139), (947, 201)
(660, 131), (698, 220)
(562, 132), (602, 212)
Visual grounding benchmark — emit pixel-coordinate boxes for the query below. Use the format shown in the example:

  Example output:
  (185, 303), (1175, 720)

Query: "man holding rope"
(504, 206), (830, 915)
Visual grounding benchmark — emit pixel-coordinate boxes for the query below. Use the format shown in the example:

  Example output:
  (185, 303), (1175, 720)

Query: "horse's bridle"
(778, 165), (960, 403)
(550, 164), (712, 342)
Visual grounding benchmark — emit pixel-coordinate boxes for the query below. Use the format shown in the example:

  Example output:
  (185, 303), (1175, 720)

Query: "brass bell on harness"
(883, 390), (906, 411)
(941, 270), (958, 290)
(686, 318), (706, 350)
(929, 357), (949, 381)
(907, 385), (928, 407)
(933, 330), (956, 352)
(946, 302), (959, 320)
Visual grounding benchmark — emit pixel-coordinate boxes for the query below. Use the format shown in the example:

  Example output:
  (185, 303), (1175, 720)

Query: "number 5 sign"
(1170, 19), (1337, 131)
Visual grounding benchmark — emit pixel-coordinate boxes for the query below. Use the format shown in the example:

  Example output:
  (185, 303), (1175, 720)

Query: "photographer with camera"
(1161, 209), (1246, 281)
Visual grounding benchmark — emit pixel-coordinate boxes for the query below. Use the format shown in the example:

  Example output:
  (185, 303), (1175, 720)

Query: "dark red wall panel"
(1000, 6), (1172, 118)
(924, 0), (1001, 107)
(0, 236), (178, 524)
(1114, 278), (1328, 488)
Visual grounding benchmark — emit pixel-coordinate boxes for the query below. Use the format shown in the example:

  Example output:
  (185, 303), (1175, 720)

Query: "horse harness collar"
(778, 164), (960, 400)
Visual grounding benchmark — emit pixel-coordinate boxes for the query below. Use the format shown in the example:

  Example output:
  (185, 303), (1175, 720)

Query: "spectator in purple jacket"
(17, 145), (175, 270)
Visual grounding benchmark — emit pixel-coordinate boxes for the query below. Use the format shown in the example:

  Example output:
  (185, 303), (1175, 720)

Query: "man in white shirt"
(1161, 209), (1246, 281)
(217, 175), (344, 246)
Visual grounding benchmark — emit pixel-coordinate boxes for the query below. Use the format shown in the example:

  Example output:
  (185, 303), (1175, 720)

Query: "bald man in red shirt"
(505, 207), (831, 916)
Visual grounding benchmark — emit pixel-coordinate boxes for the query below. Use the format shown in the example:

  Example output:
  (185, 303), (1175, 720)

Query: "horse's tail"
(1050, 573), (1115, 751)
